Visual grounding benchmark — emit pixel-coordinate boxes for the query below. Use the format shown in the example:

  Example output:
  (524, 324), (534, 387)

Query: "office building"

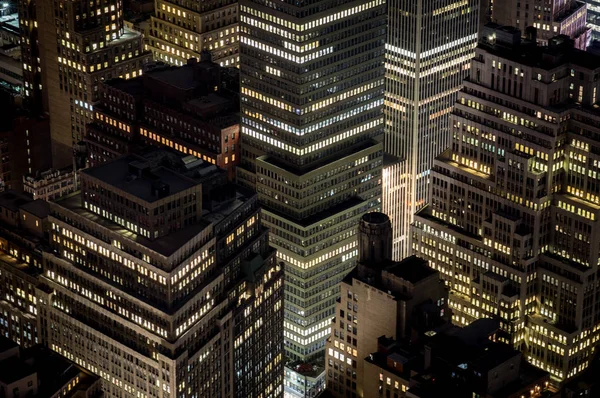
(325, 212), (447, 398)
(322, 212), (548, 398)
(0, 13), (20, 52)
(0, 150), (284, 397)
(0, 51), (23, 101)
(19, 0), (43, 115)
(412, 25), (600, 383)
(362, 322), (550, 398)
(149, 0), (239, 67)
(583, 1), (600, 40)
(19, 0), (151, 168)
(0, 336), (103, 398)
(0, 190), (50, 349)
(44, 152), (283, 397)
(85, 56), (240, 179)
(239, 0), (386, 395)
(0, 106), (52, 191)
(492, 0), (591, 49)
(383, 0), (480, 260)
(23, 167), (79, 202)
(124, 1), (154, 52)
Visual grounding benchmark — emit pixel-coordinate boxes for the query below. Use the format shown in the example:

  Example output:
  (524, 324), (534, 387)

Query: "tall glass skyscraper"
(238, 0), (386, 395)
(383, 0), (479, 259)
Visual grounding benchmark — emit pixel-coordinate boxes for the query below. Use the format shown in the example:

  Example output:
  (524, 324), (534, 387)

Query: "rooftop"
(385, 255), (437, 285)
(0, 336), (101, 397)
(362, 211), (390, 225)
(445, 318), (500, 347)
(0, 356), (34, 384)
(480, 24), (600, 71)
(347, 255), (438, 299)
(0, 190), (33, 213)
(365, 341), (420, 381)
(258, 139), (379, 176)
(0, 13), (19, 34)
(104, 59), (237, 124)
(492, 362), (549, 398)
(146, 64), (200, 91)
(82, 154), (199, 203)
(265, 195), (365, 228)
(19, 199), (50, 219)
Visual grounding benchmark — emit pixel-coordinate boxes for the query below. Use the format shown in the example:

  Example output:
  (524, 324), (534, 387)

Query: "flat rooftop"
(146, 64), (203, 91)
(0, 190), (32, 213)
(56, 193), (209, 258)
(203, 189), (250, 226)
(385, 255), (437, 285)
(480, 25), (600, 71)
(346, 255), (437, 299)
(0, 356), (34, 384)
(106, 76), (145, 96)
(20, 199), (50, 219)
(82, 154), (199, 203)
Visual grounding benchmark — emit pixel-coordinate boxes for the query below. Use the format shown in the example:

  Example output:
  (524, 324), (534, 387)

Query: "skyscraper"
(383, 0), (479, 259)
(19, 0), (151, 168)
(238, 0), (386, 395)
(149, 0), (239, 67)
(412, 25), (600, 382)
(492, 0), (591, 50)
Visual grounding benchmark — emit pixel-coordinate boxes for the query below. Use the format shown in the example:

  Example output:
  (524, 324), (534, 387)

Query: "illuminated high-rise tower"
(383, 0), (479, 259)
(19, 0), (151, 168)
(239, 0), (386, 395)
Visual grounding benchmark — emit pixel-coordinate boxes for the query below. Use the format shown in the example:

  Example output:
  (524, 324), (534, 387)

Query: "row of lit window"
(240, 0), (384, 33)
(140, 128), (219, 165)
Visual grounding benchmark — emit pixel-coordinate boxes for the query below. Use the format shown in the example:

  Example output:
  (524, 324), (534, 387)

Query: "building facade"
(19, 0), (151, 168)
(23, 167), (79, 202)
(238, 0), (386, 395)
(0, 110), (52, 191)
(149, 0), (239, 67)
(383, 0), (480, 260)
(19, 0), (44, 115)
(412, 26), (600, 383)
(0, 336), (103, 398)
(325, 213), (447, 398)
(0, 152), (285, 398)
(85, 57), (240, 179)
(583, 0), (600, 40)
(492, 0), (591, 50)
